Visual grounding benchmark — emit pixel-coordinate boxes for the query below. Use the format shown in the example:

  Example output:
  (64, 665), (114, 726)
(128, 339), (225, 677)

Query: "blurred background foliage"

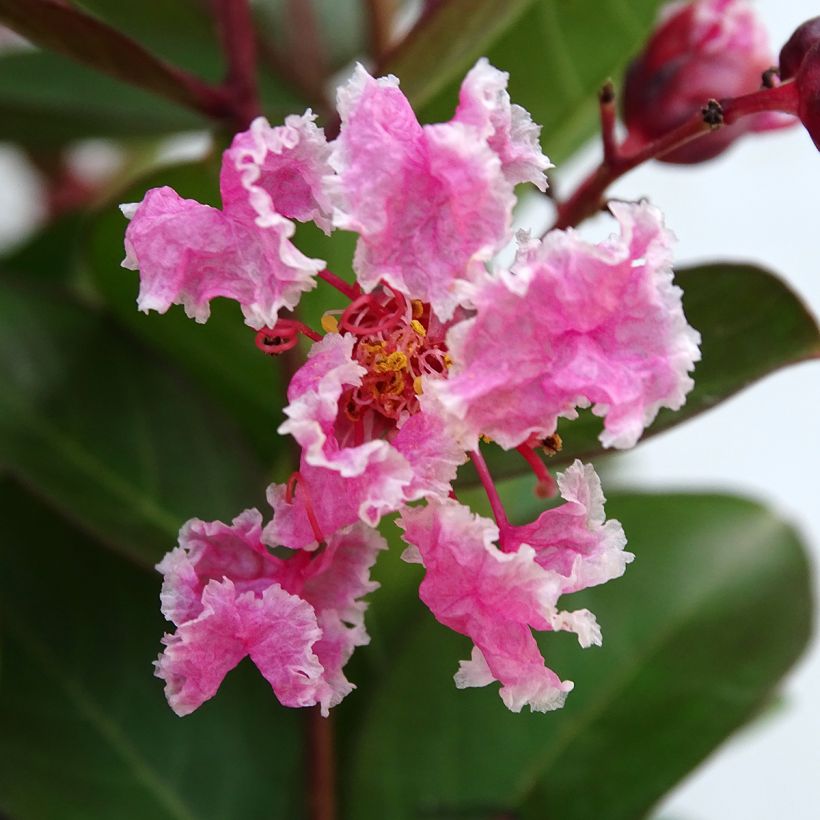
(0, 1), (817, 818)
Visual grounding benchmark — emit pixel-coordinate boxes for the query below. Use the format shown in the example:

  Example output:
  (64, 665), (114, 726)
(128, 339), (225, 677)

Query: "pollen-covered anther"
(321, 313), (340, 333)
(339, 296), (450, 422)
(542, 433), (563, 456)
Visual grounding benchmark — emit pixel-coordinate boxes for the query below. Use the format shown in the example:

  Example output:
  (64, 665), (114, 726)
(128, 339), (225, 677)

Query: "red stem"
(307, 708), (335, 820)
(469, 450), (510, 533)
(318, 268), (362, 300)
(212, 0), (261, 129)
(515, 444), (557, 498)
(553, 81), (801, 231)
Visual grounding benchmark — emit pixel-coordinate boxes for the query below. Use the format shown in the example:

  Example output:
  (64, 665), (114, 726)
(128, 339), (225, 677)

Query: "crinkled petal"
(329, 64), (515, 320)
(505, 461), (633, 594)
(264, 458), (407, 549)
(276, 333), (418, 541)
(221, 112), (334, 232)
(391, 408), (467, 501)
(455, 58), (551, 190)
(155, 579), (326, 716)
(157, 509), (281, 627)
(431, 201), (701, 450)
(122, 186), (323, 329)
(301, 524), (387, 714)
(399, 500), (574, 712)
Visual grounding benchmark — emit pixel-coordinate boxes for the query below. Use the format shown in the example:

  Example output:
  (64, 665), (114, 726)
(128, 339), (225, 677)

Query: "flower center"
(337, 291), (450, 423)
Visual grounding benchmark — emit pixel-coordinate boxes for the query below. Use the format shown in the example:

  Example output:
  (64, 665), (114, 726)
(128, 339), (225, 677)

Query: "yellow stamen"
(480, 434), (493, 444)
(410, 319), (426, 337)
(413, 376), (423, 395)
(375, 350), (409, 373)
(443, 353), (453, 368)
(320, 313), (339, 333)
(411, 300), (424, 319)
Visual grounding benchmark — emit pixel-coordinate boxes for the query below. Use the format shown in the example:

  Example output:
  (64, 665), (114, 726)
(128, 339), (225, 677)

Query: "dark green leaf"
(380, 0), (537, 111)
(84, 161), (287, 466)
(409, 0), (665, 166)
(0, 51), (205, 146)
(0, 482), (304, 820)
(344, 491), (812, 819)
(0, 0), (229, 119)
(461, 263), (820, 486)
(0, 278), (265, 566)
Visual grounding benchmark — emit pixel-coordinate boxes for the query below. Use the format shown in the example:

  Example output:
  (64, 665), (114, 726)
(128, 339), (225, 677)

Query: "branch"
(552, 80), (801, 231)
(0, 0), (233, 122)
(364, 0), (396, 62)
(306, 704), (335, 820)
(212, 0), (261, 129)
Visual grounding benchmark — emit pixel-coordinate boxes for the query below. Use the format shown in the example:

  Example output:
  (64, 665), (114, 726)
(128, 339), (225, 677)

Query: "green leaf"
(460, 263), (820, 486)
(343, 491), (812, 819)
(0, 0), (229, 119)
(0, 51), (206, 146)
(0, 278), (265, 566)
(0, 482), (304, 820)
(84, 161), (287, 466)
(380, 0), (537, 111)
(411, 0), (666, 165)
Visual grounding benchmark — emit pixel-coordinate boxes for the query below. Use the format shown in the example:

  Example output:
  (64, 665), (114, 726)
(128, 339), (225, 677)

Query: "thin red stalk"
(515, 444), (557, 498)
(212, 0), (261, 129)
(469, 450), (509, 532)
(307, 708), (335, 820)
(318, 268), (362, 300)
(598, 81), (618, 165)
(553, 81), (801, 231)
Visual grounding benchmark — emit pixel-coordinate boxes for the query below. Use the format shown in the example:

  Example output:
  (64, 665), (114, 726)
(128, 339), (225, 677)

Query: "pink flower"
(623, 0), (793, 163)
(129, 58), (704, 718)
(268, 323), (465, 550)
(429, 202), (701, 451)
(155, 508), (385, 716)
(399, 461), (630, 712)
(327, 63), (548, 320)
(122, 113), (331, 329)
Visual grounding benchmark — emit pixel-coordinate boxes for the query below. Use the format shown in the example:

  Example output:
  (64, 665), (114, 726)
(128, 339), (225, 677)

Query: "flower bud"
(623, 0), (786, 163)
(779, 16), (820, 80)
(795, 42), (820, 150)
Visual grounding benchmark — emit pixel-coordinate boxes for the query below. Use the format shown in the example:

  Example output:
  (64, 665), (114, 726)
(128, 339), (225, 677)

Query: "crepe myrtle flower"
(125, 60), (700, 715)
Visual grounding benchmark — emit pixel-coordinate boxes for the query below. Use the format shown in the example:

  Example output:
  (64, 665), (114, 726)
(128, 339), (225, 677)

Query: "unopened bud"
(623, 0), (787, 163)
(779, 17), (820, 80)
(796, 42), (820, 150)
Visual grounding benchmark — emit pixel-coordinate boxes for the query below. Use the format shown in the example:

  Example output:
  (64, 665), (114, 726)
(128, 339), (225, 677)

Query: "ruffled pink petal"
(220, 112), (334, 233)
(391, 408), (467, 501)
(505, 461), (633, 595)
(122, 184), (323, 330)
(454, 58), (551, 190)
(156, 511), (385, 715)
(329, 64), (514, 320)
(301, 524), (387, 713)
(264, 450), (410, 549)
(431, 201), (701, 450)
(400, 500), (579, 712)
(155, 579), (326, 716)
(157, 510), (281, 627)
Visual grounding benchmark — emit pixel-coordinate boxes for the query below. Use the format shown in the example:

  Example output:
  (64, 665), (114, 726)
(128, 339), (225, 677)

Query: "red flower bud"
(796, 42), (820, 150)
(779, 16), (820, 80)
(623, 0), (787, 164)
